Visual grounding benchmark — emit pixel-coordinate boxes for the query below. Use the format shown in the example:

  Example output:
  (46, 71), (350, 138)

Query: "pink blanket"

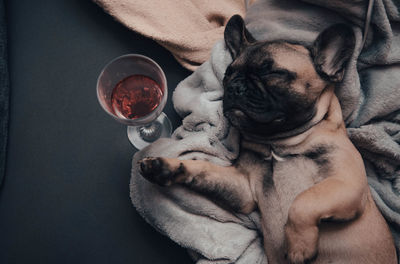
(94, 0), (254, 70)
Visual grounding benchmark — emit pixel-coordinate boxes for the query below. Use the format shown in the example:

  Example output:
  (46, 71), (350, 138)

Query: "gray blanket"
(130, 0), (400, 263)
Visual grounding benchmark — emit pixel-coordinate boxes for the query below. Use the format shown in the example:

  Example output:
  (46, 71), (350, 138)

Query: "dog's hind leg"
(138, 157), (256, 214)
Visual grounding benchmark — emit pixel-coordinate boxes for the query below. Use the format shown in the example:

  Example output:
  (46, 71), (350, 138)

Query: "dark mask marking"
(262, 159), (275, 193)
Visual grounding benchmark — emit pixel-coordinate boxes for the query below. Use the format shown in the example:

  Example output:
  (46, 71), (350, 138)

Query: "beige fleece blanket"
(93, 0), (254, 70)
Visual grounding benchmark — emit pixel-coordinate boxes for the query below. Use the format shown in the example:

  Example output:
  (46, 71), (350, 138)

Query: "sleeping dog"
(139, 15), (397, 264)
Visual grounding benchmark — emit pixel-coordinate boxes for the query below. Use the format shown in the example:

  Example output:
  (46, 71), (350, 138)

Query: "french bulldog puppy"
(139, 15), (397, 264)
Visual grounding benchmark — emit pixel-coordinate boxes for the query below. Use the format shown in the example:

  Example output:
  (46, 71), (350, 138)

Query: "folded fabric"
(93, 0), (255, 71)
(130, 0), (400, 263)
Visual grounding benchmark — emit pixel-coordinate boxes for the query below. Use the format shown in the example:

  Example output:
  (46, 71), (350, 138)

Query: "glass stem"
(137, 121), (162, 142)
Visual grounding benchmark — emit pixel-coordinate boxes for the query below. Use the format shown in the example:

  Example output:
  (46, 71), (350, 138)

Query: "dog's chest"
(238, 149), (326, 257)
(265, 156), (321, 214)
(240, 150), (324, 214)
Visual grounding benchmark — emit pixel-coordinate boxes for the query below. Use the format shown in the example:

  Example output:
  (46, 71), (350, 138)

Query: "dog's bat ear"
(311, 24), (355, 83)
(224, 15), (256, 60)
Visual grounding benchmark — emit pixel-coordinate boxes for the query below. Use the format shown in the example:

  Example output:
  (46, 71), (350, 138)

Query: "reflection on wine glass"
(97, 54), (172, 149)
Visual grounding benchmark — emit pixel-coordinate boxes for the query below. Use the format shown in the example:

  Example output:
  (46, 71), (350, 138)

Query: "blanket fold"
(93, 0), (255, 70)
(128, 0), (400, 263)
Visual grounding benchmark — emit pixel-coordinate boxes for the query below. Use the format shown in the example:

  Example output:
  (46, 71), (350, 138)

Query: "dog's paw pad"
(138, 157), (175, 186)
(139, 157), (162, 174)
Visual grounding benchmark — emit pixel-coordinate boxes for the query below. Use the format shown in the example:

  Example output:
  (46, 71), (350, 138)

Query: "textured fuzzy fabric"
(130, 0), (400, 263)
(93, 0), (255, 71)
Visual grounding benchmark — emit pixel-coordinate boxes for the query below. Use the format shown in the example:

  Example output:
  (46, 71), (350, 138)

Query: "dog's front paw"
(285, 222), (319, 264)
(139, 157), (183, 186)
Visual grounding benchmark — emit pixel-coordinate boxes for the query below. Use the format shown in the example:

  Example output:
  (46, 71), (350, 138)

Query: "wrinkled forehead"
(239, 42), (324, 96)
(268, 43), (315, 73)
(243, 42), (314, 71)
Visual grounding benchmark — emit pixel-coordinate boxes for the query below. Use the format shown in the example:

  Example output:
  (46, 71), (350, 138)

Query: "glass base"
(127, 112), (172, 149)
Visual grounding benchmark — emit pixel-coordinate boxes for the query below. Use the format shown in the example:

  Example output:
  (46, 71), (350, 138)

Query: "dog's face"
(222, 15), (355, 140)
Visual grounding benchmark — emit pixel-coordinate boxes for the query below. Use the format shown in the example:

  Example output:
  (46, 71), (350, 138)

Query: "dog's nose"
(225, 80), (247, 96)
(234, 86), (247, 96)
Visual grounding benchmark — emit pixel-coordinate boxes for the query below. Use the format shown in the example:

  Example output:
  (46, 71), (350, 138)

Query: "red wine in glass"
(97, 54), (172, 149)
(111, 74), (164, 119)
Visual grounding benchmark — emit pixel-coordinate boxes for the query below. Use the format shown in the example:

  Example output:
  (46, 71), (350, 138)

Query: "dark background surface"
(0, 0), (193, 263)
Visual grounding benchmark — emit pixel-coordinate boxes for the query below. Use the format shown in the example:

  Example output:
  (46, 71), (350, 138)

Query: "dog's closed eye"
(260, 70), (293, 80)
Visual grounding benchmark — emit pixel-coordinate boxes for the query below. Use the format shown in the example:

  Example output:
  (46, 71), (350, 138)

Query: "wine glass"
(96, 54), (172, 149)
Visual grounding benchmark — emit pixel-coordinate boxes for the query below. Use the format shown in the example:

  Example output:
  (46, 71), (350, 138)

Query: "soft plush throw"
(130, 0), (400, 263)
(93, 0), (255, 70)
